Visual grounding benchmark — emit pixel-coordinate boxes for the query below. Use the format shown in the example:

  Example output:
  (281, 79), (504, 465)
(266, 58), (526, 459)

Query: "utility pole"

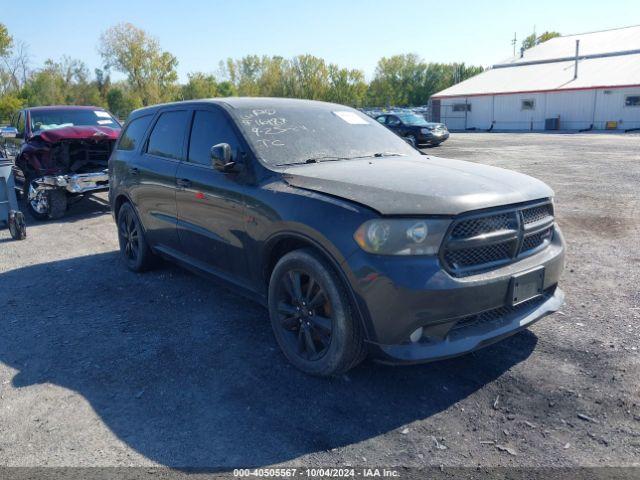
(511, 32), (517, 56)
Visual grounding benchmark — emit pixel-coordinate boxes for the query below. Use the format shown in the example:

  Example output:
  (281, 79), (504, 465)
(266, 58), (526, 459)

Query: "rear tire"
(117, 202), (158, 272)
(268, 248), (365, 376)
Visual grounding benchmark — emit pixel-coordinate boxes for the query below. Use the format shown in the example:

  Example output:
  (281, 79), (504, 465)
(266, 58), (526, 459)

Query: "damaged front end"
(18, 126), (119, 219)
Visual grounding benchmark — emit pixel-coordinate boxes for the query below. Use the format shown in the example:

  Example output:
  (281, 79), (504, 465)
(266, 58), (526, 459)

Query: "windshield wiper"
(275, 152), (406, 167)
(369, 152), (406, 158)
(275, 156), (350, 167)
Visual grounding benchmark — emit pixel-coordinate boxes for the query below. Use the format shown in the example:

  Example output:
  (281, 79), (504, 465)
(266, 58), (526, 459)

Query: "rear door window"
(146, 110), (190, 160)
(117, 115), (153, 151)
(187, 109), (242, 166)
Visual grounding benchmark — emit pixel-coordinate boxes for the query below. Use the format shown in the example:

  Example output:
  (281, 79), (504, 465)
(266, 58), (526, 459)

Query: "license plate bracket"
(509, 267), (545, 306)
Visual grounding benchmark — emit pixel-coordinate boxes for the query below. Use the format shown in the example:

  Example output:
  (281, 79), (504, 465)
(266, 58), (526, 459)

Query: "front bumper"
(342, 225), (565, 364)
(373, 287), (564, 364)
(418, 131), (449, 144)
(31, 170), (109, 195)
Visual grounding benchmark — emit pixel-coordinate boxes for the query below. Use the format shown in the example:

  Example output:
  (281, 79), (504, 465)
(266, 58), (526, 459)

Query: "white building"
(431, 25), (640, 131)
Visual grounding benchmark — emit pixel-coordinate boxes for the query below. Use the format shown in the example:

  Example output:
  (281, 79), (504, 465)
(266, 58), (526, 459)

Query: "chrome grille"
(441, 200), (555, 277)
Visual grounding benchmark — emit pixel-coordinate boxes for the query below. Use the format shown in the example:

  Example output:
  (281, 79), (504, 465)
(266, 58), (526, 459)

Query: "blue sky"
(3, 0), (639, 82)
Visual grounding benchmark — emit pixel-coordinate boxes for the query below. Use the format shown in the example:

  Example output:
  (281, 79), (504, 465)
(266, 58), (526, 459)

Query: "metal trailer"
(0, 127), (26, 240)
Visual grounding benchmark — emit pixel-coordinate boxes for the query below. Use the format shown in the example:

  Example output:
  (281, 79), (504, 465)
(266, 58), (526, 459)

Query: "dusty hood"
(32, 125), (120, 143)
(282, 156), (553, 216)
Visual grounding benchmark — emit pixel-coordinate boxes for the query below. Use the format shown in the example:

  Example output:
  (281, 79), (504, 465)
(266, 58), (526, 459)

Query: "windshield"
(231, 104), (417, 166)
(30, 109), (119, 133)
(397, 113), (431, 127)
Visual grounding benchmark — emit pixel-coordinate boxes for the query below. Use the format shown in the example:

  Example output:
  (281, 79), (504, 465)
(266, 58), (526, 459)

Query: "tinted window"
(376, 116), (386, 124)
(387, 116), (401, 126)
(147, 110), (190, 160)
(397, 113), (429, 126)
(15, 112), (26, 135)
(117, 115), (153, 151)
(188, 109), (241, 166)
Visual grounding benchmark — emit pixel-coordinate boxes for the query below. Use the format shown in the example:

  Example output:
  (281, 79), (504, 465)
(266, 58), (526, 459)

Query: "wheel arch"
(113, 193), (132, 219)
(262, 232), (373, 341)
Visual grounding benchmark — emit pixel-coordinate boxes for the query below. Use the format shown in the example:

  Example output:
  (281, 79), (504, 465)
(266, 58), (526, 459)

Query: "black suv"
(109, 98), (565, 376)
(376, 112), (449, 147)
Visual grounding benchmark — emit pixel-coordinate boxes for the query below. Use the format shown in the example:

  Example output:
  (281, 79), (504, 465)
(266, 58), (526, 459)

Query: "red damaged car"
(6, 106), (121, 219)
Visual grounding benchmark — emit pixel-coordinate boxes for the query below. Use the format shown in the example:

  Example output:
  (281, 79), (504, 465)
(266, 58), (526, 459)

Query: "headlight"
(354, 219), (451, 255)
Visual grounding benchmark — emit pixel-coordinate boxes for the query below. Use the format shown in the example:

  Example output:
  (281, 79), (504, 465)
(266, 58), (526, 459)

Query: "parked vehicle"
(376, 112), (449, 147)
(109, 98), (565, 376)
(7, 106), (121, 219)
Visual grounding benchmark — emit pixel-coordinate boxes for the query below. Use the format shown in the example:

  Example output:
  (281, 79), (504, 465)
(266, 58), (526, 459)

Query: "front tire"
(26, 184), (68, 220)
(117, 202), (157, 272)
(405, 135), (417, 148)
(268, 249), (365, 376)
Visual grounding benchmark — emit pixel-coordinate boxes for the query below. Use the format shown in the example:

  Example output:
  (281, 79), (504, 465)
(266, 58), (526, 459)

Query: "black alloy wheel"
(118, 207), (140, 263)
(116, 202), (157, 272)
(275, 269), (333, 360)
(268, 249), (366, 376)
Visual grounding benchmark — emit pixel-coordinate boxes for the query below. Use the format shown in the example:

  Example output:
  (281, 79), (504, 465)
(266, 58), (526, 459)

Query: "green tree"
(367, 55), (484, 107)
(537, 31), (561, 44)
(0, 24), (30, 96)
(22, 57), (103, 106)
(0, 94), (22, 122)
(21, 67), (66, 106)
(98, 22), (178, 106)
(283, 55), (329, 100)
(107, 85), (141, 120)
(326, 66), (367, 107)
(216, 80), (237, 97)
(367, 54), (423, 107)
(181, 72), (218, 100)
(522, 30), (560, 51)
(0, 23), (12, 57)
(94, 68), (111, 102)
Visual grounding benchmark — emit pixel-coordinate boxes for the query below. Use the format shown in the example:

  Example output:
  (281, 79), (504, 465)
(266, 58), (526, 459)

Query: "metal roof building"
(431, 25), (640, 131)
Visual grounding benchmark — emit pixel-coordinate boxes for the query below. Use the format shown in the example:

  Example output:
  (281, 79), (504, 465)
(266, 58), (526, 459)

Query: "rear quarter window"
(117, 115), (153, 151)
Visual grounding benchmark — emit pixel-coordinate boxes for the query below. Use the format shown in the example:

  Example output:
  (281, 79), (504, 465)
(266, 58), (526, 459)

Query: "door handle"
(129, 167), (139, 175)
(176, 178), (192, 188)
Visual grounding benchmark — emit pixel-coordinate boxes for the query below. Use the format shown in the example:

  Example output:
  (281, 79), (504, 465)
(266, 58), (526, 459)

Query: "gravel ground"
(0, 133), (638, 470)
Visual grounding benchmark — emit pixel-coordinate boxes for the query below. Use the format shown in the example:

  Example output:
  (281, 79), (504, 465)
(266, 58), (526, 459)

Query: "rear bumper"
(342, 225), (565, 363)
(31, 170), (109, 195)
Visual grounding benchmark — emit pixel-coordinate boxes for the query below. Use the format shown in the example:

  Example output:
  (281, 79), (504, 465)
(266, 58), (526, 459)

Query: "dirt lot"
(0, 133), (638, 470)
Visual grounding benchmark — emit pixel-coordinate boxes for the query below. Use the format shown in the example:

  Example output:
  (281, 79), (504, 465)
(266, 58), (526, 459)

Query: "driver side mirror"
(210, 143), (236, 172)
